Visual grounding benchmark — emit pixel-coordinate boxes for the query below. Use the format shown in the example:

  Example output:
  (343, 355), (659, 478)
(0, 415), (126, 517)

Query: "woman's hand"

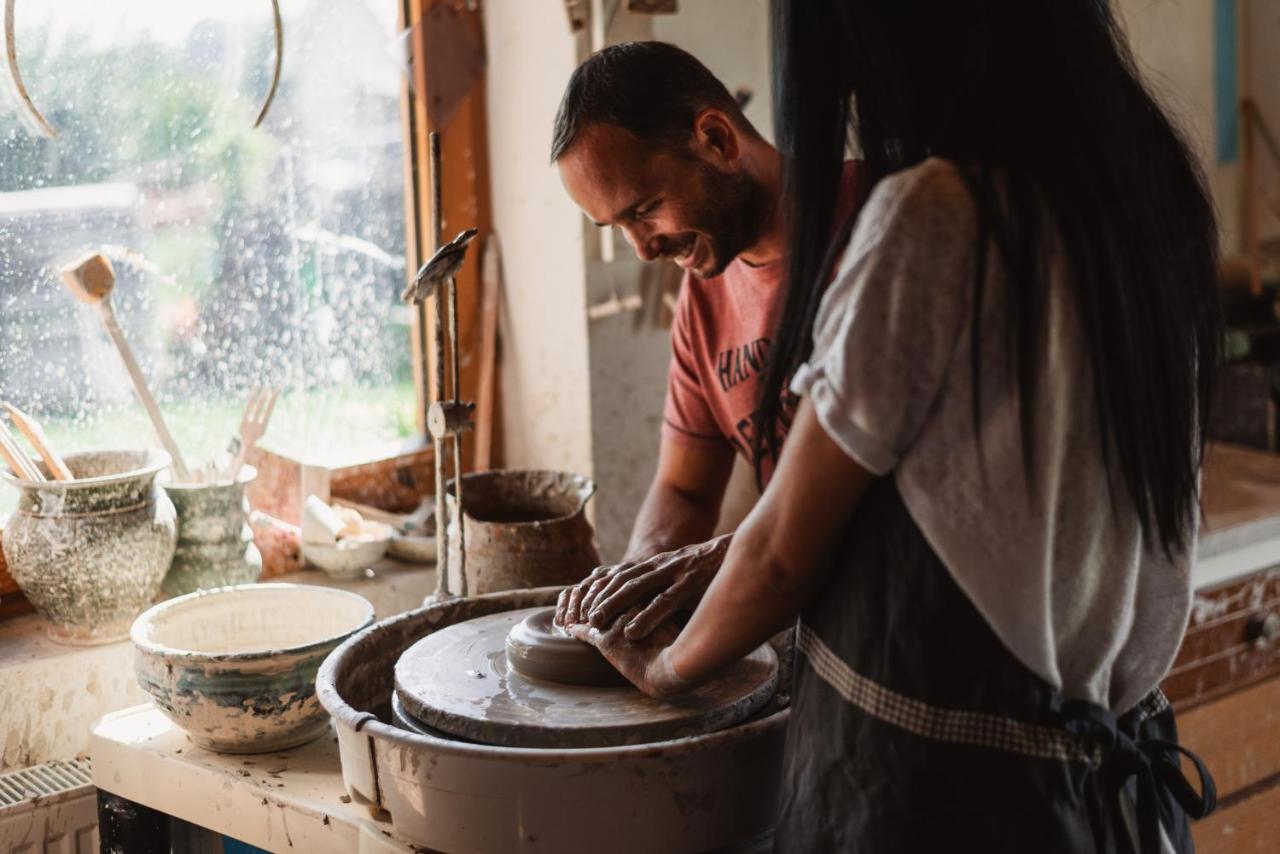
(554, 533), (732, 640)
(562, 607), (692, 698)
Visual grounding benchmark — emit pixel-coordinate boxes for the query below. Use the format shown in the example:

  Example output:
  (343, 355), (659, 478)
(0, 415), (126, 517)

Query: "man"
(553, 41), (860, 566)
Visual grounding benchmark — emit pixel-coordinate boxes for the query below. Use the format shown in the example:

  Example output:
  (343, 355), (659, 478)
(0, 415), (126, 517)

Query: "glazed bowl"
(132, 583), (375, 753)
(1, 449), (177, 644)
(302, 521), (395, 579)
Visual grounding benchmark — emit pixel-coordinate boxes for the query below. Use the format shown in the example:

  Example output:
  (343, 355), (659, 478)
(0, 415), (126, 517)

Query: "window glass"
(0, 0), (413, 514)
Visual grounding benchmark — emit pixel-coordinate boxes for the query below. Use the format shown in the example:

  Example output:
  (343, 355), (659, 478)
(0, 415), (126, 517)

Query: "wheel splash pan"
(317, 586), (789, 854)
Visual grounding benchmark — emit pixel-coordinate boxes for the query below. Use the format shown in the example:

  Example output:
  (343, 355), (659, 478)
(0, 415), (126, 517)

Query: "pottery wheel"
(393, 607), (777, 748)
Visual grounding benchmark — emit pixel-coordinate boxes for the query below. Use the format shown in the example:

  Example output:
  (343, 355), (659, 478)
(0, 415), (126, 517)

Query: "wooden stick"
(4, 403), (72, 480)
(0, 420), (44, 481)
(96, 300), (192, 480)
(475, 236), (500, 471)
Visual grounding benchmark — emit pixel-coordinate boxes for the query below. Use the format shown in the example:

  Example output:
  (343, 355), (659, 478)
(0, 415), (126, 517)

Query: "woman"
(557, 0), (1220, 850)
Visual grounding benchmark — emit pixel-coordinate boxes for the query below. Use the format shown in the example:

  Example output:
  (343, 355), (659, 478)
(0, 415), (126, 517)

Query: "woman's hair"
(757, 0), (1221, 553)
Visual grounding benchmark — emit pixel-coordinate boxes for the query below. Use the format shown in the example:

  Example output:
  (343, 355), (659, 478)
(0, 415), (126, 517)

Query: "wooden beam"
(401, 0), (499, 471)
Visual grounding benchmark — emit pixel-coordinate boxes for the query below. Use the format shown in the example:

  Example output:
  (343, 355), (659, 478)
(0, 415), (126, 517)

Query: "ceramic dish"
(301, 521), (395, 578)
(132, 582), (375, 753)
(388, 532), (437, 564)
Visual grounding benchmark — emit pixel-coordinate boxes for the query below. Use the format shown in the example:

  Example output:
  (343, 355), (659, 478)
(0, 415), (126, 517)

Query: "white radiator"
(0, 760), (98, 854)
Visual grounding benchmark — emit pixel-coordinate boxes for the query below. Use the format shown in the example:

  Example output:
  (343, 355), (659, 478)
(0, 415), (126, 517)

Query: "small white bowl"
(132, 583), (375, 753)
(302, 521), (395, 578)
(388, 532), (437, 564)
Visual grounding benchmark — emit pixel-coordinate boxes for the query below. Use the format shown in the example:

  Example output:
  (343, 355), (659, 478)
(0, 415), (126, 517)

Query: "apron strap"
(1061, 699), (1217, 854)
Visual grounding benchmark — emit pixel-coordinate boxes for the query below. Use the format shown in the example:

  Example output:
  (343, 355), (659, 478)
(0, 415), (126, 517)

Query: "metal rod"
(447, 273), (466, 596)
(428, 131), (450, 600)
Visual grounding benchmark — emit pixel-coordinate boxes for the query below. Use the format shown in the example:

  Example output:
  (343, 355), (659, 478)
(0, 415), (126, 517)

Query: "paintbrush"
(0, 418), (44, 481)
(4, 403), (72, 480)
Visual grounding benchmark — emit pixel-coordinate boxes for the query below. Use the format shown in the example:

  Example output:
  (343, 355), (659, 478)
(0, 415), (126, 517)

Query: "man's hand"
(554, 533), (731, 640)
(562, 607), (690, 698)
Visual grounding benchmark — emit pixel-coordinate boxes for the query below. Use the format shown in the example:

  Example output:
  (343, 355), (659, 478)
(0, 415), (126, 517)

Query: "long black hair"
(756, 0), (1221, 553)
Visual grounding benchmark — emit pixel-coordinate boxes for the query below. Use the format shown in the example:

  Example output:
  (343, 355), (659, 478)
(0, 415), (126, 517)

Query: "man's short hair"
(550, 41), (753, 162)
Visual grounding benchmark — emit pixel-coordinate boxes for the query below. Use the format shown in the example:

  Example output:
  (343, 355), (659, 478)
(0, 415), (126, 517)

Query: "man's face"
(557, 122), (766, 278)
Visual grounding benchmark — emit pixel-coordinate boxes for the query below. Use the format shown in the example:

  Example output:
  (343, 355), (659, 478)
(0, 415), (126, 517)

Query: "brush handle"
(0, 421), (43, 481)
(97, 299), (191, 480)
(5, 404), (72, 480)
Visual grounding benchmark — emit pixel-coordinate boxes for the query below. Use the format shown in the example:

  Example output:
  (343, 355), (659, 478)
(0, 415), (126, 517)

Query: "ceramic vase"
(161, 466), (262, 597)
(1, 449), (177, 645)
(443, 470), (601, 596)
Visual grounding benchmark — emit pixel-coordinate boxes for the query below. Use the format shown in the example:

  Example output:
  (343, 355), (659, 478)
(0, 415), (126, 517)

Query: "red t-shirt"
(662, 162), (864, 481)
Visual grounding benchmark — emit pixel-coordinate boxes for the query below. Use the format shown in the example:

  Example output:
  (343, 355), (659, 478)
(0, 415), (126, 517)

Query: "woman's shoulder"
(841, 158), (979, 273)
(865, 157), (977, 225)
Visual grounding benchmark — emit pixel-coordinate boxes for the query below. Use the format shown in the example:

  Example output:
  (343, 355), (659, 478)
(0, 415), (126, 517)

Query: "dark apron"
(775, 479), (1216, 853)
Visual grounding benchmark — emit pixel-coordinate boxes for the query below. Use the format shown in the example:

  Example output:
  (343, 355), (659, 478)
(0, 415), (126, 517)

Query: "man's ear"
(691, 109), (741, 167)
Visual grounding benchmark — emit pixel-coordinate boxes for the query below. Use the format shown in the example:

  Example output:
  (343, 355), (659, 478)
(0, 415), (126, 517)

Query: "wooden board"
(1177, 675), (1280, 799)
(1192, 778), (1280, 854)
(1202, 443), (1280, 532)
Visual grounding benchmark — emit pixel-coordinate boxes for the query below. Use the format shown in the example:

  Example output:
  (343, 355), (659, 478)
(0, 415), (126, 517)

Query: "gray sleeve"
(790, 161), (978, 475)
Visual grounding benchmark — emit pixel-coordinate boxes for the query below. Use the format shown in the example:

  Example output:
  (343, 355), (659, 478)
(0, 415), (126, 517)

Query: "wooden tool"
(475, 236), (501, 471)
(59, 252), (192, 481)
(4, 403), (72, 480)
(0, 418), (44, 481)
(224, 387), (279, 482)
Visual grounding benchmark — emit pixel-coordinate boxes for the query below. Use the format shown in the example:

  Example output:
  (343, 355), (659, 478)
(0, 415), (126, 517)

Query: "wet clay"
(504, 607), (628, 686)
(394, 607), (777, 749)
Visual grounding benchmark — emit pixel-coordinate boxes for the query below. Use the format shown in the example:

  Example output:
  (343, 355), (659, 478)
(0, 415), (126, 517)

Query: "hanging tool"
(4, 403), (71, 480)
(4, 0), (55, 138)
(254, 0), (284, 128)
(59, 252), (193, 481)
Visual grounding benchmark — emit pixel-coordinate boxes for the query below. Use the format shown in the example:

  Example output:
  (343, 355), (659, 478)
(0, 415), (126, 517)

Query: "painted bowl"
(132, 583), (375, 753)
(301, 522), (395, 579)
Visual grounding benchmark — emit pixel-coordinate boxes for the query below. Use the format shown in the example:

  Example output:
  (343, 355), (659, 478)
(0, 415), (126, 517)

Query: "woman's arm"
(566, 398), (876, 695)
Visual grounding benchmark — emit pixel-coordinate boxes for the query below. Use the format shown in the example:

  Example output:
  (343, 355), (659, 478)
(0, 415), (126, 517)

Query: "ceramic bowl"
(302, 522), (395, 579)
(132, 583), (375, 753)
(388, 532), (437, 564)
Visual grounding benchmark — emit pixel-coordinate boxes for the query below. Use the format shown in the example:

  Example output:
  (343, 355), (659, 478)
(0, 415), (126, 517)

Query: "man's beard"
(683, 163), (770, 278)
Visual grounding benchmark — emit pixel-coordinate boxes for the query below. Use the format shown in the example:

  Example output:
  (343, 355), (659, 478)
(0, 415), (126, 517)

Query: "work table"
(0, 562), (434, 771)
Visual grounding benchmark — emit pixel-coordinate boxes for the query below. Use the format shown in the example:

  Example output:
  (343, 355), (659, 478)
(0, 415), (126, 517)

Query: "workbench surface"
(91, 704), (423, 854)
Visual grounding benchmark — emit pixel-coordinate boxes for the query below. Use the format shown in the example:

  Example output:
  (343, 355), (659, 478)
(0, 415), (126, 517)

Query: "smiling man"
(553, 41), (859, 563)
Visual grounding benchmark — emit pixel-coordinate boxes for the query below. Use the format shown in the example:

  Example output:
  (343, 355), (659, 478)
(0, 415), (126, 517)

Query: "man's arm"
(623, 436), (735, 562)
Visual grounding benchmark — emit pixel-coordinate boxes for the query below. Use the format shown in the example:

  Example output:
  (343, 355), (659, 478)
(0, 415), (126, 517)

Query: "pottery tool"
(393, 606), (777, 749)
(0, 418), (44, 481)
(224, 387), (279, 482)
(3, 403), (72, 480)
(402, 132), (477, 601)
(59, 252), (192, 481)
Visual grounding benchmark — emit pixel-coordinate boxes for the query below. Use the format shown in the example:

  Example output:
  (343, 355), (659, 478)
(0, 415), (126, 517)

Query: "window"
(0, 0), (414, 514)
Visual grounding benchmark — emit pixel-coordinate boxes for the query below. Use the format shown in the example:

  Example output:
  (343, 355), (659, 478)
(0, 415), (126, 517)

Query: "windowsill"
(0, 560), (434, 771)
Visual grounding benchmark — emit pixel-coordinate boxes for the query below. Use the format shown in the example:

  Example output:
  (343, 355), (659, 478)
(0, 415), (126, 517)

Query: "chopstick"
(0, 419), (45, 482)
(4, 403), (72, 480)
